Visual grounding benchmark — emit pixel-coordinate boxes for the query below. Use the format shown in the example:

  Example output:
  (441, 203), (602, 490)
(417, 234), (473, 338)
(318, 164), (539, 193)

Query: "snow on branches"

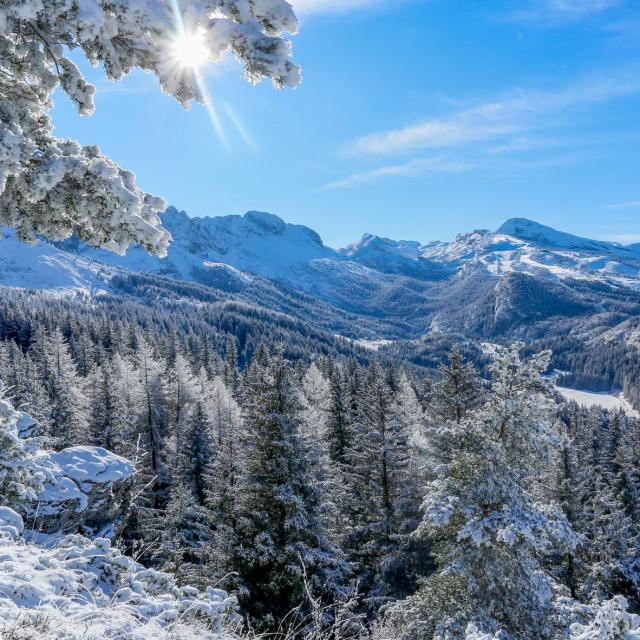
(0, 0), (300, 255)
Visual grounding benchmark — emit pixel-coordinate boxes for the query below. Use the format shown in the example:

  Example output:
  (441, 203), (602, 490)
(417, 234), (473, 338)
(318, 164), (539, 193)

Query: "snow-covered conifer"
(0, 0), (300, 254)
(427, 347), (482, 425)
(36, 329), (88, 447)
(0, 381), (44, 510)
(230, 349), (346, 630)
(386, 344), (579, 640)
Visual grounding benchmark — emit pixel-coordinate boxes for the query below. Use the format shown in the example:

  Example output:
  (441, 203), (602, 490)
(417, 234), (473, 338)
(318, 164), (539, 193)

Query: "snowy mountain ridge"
(3, 213), (640, 340)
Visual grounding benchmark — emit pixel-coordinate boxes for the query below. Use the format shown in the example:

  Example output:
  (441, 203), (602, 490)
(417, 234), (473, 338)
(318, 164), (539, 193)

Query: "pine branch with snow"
(0, 0), (299, 255)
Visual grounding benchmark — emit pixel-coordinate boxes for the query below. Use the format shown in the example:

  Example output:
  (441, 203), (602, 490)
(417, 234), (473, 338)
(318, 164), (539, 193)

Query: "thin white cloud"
(489, 136), (560, 154)
(348, 69), (640, 156)
(512, 0), (620, 24)
(322, 157), (471, 190)
(289, 0), (381, 14)
(607, 200), (640, 209)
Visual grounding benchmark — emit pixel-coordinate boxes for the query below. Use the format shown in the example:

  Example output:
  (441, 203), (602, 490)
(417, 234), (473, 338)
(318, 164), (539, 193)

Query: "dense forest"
(0, 287), (638, 639)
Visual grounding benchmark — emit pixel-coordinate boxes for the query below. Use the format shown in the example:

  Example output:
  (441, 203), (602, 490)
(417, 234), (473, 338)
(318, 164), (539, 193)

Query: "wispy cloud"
(289, 0), (385, 15)
(488, 136), (561, 154)
(512, 0), (620, 25)
(322, 157), (471, 190)
(347, 69), (640, 156)
(607, 200), (640, 208)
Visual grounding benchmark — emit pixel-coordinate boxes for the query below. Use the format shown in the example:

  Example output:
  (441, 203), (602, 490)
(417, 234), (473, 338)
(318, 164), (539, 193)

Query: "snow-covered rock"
(0, 528), (240, 639)
(1, 383), (134, 536)
(0, 506), (24, 540)
(33, 446), (134, 535)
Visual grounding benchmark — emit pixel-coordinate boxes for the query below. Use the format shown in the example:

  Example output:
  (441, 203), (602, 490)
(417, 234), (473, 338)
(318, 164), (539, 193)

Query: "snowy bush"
(0, 513), (240, 639)
(464, 623), (502, 640)
(0, 0), (300, 255)
(569, 597), (640, 640)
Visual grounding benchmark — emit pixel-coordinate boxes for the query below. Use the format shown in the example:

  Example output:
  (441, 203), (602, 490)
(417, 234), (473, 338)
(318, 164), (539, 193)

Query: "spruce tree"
(37, 329), (88, 448)
(387, 345), (579, 640)
(230, 349), (346, 631)
(205, 376), (244, 576)
(428, 347), (482, 425)
(342, 361), (425, 610)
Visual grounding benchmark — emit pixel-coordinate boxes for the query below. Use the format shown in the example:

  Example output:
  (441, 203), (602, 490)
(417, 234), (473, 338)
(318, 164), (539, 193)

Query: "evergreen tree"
(230, 350), (346, 631)
(326, 368), (353, 467)
(155, 478), (213, 588)
(428, 347), (482, 425)
(86, 359), (130, 453)
(37, 329), (88, 447)
(0, 381), (44, 511)
(205, 376), (244, 576)
(342, 361), (425, 610)
(387, 345), (579, 640)
(135, 338), (170, 509)
(223, 336), (241, 395)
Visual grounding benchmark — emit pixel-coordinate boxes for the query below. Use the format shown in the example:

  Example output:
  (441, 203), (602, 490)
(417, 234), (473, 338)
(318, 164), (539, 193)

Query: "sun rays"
(168, 0), (256, 152)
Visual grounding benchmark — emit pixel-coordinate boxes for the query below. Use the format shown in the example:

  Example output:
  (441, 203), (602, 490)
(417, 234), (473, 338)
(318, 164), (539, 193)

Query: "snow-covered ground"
(0, 509), (239, 640)
(555, 386), (639, 416)
(0, 228), (114, 295)
(356, 338), (394, 351)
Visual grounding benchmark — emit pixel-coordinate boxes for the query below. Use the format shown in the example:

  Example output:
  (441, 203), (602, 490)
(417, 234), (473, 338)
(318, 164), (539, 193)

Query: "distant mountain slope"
(0, 229), (114, 294)
(423, 220), (640, 289)
(497, 218), (639, 257)
(339, 233), (448, 279)
(51, 208), (640, 295)
(4, 211), (640, 347)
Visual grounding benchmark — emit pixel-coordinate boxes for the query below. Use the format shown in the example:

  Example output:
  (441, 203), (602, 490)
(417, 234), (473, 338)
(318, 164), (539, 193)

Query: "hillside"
(3, 213), (640, 399)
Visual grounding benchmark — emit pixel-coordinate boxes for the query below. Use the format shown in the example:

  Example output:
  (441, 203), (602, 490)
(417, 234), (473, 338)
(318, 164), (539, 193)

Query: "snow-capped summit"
(497, 218), (636, 257)
(422, 218), (640, 287)
(341, 233), (423, 260)
(4, 210), (640, 315)
(57, 208), (337, 284)
(339, 233), (444, 278)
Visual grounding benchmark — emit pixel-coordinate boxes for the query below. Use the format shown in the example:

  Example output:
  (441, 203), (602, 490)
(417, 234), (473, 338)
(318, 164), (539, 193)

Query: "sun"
(171, 30), (209, 68)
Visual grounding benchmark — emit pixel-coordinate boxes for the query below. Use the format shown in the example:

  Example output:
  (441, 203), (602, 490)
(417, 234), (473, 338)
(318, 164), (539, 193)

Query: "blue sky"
(53, 0), (640, 248)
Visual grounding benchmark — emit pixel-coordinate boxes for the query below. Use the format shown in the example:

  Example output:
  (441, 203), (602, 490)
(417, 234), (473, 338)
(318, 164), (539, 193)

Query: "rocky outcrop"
(31, 446), (134, 536)
(1, 380), (134, 537)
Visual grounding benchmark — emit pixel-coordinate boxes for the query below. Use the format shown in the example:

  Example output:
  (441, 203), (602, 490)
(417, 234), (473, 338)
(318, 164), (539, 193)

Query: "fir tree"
(428, 347), (482, 425)
(230, 349), (346, 631)
(37, 329), (88, 447)
(387, 345), (579, 640)
(342, 361), (425, 610)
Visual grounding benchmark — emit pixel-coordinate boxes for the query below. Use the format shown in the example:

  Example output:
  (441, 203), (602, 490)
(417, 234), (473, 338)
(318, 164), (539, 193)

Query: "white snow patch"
(49, 447), (134, 485)
(0, 228), (114, 294)
(356, 338), (394, 351)
(0, 529), (240, 639)
(555, 386), (639, 416)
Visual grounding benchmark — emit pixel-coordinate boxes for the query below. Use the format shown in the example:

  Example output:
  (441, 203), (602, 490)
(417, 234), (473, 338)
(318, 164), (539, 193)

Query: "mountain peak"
(498, 218), (562, 242)
(243, 211), (286, 235)
(497, 217), (631, 255)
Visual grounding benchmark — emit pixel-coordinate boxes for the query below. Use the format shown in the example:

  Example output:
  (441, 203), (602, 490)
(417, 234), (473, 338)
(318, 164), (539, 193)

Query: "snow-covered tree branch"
(0, 0), (300, 255)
